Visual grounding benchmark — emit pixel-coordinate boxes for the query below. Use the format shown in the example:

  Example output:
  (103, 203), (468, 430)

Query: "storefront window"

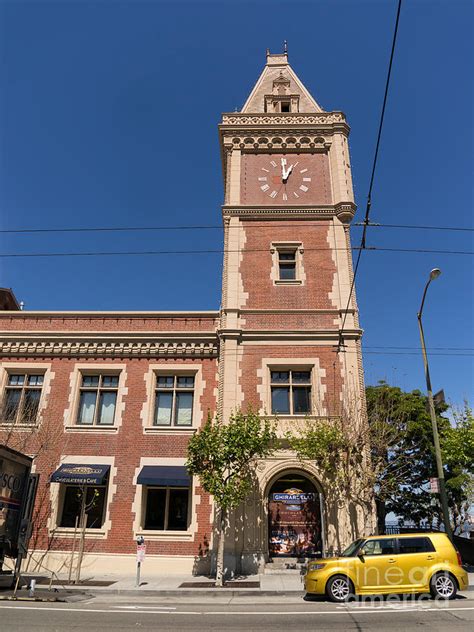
(59, 486), (107, 529)
(143, 487), (189, 531)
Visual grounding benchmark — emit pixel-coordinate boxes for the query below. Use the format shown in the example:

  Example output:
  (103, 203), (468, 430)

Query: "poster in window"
(268, 488), (322, 557)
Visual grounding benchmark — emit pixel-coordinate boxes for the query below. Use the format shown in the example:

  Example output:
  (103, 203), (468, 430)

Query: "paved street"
(1, 596), (473, 631)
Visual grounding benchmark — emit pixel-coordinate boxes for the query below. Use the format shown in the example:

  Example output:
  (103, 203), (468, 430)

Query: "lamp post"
(417, 268), (453, 540)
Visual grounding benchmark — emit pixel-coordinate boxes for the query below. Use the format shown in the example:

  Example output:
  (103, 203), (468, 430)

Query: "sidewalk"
(7, 571), (473, 600)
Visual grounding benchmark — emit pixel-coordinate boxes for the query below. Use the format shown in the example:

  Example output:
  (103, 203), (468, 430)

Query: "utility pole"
(417, 268), (453, 540)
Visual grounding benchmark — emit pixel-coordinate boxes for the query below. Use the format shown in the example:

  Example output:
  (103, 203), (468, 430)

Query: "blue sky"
(0, 0), (472, 407)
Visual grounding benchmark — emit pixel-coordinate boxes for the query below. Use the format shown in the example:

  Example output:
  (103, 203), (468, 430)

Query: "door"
(356, 538), (399, 593)
(396, 536), (438, 589)
(268, 475), (322, 557)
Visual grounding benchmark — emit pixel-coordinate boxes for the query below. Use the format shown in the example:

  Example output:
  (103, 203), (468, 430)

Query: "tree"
(286, 398), (377, 540)
(366, 382), (473, 531)
(442, 403), (474, 532)
(186, 409), (276, 586)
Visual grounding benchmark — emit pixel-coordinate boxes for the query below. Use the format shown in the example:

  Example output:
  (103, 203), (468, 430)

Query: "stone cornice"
(220, 112), (348, 128)
(222, 202), (356, 222)
(0, 333), (219, 358)
(222, 204), (335, 218)
(239, 329), (362, 341)
(226, 308), (356, 316)
(0, 310), (219, 319)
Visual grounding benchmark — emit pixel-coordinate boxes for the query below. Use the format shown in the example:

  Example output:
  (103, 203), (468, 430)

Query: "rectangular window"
(76, 374), (118, 426)
(59, 485), (107, 529)
(154, 375), (194, 427)
(397, 537), (435, 554)
(1, 373), (44, 424)
(363, 538), (396, 556)
(280, 101), (291, 112)
(278, 251), (296, 280)
(270, 370), (311, 415)
(143, 487), (189, 531)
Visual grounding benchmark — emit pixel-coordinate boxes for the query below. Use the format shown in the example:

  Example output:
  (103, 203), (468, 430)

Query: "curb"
(69, 588), (304, 598)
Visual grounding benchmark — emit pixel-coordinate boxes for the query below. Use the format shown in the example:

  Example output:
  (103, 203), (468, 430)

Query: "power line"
(1, 221), (472, 235)
(0, 246), (472, 258)
(355, 222), (474, 232)
(338, 0), (403, 352)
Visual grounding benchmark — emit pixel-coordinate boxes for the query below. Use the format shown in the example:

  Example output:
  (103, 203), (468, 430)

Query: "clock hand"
(281, 158), (287, 181)
(282, 163), (293, 183)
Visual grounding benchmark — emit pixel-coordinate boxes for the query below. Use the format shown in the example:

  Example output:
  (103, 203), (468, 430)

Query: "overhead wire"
(0, 246), (472, 258)
(0, 221), (472, 234)
(337, 0), (403, 353)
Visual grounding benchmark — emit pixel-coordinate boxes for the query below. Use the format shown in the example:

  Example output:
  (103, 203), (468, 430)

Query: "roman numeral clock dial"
(257, 156), (312, 202)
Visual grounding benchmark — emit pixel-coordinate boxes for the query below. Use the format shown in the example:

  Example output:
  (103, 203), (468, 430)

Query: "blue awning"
(51, 464), (110, 485)
(137, 466), (190, 487)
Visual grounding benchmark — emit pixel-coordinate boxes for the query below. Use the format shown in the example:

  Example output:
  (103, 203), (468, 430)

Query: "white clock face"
(258, 156), (313, 202)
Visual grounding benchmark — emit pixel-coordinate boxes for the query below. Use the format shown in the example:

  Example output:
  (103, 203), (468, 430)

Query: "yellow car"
(304, 533), (468, 602)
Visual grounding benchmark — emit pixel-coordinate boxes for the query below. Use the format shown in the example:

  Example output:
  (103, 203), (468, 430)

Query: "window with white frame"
(272, 242), (303, 284)
(1, 373), (44, 424)
(143, 487), (190, 531)
(76, 374), (119, 426)
(270, 370), (312, 415)
(154, 375), (194, 427)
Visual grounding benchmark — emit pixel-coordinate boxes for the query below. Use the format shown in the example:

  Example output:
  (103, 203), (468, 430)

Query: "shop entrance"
(268, 473), (323, 558)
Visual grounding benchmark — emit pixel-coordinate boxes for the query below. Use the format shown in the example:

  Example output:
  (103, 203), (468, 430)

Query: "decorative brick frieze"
(221, 112), (347, 126)
(0, 336), (218, 358)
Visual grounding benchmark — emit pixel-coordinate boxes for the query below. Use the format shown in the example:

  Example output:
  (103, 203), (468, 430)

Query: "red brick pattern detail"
(239, 345), (344, 416)
(0, 315), (219, 332)
(240, 220), (337, 312)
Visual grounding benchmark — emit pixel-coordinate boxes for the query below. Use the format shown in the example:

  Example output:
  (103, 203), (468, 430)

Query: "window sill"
(274, 279), (303, 286)
(0, 422), (39, 430)
(136, 529), (194, 542)
(143, 427), (196, 435)
(64, 425), (119, 433)
(52, 527), (107, 540)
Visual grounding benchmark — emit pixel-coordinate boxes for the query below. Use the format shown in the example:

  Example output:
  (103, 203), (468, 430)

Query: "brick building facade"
(0, 51), (374, 576)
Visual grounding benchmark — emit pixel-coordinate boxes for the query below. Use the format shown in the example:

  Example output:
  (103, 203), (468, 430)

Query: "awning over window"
(50, 464), (110, 485)
(137, 466), (190, 487)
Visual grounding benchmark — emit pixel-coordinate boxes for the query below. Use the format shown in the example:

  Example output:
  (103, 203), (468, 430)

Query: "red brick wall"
(0, 314), (219, 332)
(239, 345), (343, 417)
(240, 219), (338, 312)
(0, 354), (218, 557)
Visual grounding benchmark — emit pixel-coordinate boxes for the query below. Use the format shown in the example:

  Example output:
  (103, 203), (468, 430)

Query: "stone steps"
(264, 557), (307, 575)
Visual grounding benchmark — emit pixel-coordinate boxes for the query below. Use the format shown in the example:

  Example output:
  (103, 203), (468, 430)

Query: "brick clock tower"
(218, 50), (373, 572)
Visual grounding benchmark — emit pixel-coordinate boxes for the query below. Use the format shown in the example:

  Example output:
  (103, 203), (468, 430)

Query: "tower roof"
(241, 49), (323, 114)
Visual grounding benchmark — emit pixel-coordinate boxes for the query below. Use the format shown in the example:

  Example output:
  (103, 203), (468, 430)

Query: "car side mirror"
(358, 548), (366, 558)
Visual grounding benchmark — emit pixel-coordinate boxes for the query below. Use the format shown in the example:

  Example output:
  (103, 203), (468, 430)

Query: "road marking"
(113, 605), (176, 610)
(0, 604), (473, 616)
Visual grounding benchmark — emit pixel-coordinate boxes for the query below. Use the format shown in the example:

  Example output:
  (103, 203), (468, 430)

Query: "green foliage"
(366, 382), (473, 529)
(442, 403), (474, 525)
(286, 419), (350, 477)
(186, 409), (277, 511)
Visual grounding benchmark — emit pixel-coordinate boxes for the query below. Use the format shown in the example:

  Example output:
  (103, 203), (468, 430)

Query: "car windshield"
(340, 538), (364, 557)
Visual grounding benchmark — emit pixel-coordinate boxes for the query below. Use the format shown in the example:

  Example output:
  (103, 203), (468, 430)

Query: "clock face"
(257, 156), (312, 202)
(240, 153), (331, 206)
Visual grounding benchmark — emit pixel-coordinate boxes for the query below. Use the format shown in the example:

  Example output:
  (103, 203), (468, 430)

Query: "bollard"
(29, 578), (36, 598)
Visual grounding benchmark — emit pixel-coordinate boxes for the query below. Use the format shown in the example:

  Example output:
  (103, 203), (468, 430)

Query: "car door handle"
(426, 555), (435, 560)
(388, 558), (397, 563)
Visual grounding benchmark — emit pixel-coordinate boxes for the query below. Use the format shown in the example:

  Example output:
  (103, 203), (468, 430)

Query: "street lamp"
(417, 268), (453, 540)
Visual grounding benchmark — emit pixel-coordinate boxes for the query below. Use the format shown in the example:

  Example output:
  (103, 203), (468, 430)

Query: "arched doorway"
(268, 472), (323, 558)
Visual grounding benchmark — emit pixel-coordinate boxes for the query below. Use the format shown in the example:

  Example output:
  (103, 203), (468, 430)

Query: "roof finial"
(283, 40), (288, 55)
(266, 47), (270, 58)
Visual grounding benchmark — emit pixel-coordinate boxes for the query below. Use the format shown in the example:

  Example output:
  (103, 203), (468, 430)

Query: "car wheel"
(430, 572), (457, 600)
(326, 575), (354, 603)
